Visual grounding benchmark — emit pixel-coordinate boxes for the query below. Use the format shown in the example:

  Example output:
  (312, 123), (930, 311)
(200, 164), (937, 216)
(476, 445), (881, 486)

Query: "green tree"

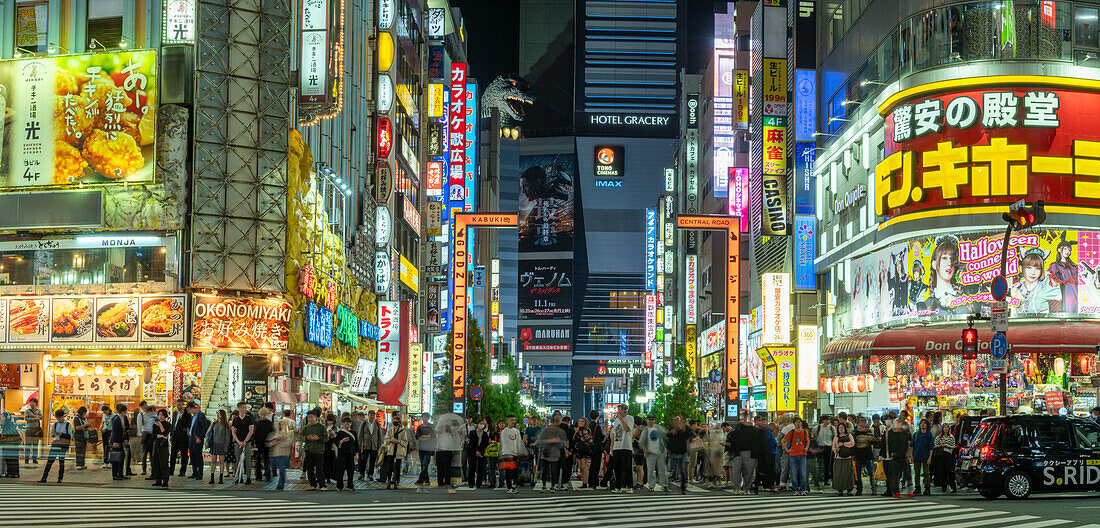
(481, 347), (524, 421)
(650, 345), (703, 427)
(434, 315), (493, 417)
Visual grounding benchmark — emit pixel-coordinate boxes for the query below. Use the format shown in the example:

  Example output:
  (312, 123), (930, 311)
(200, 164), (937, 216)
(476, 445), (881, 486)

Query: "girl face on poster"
(1057, 243), (1072, 263)
(1022, 254), (1045, 286)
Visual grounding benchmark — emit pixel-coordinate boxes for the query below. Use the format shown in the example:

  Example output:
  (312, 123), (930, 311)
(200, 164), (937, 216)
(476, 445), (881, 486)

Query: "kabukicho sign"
(877, 77), (1100, 222)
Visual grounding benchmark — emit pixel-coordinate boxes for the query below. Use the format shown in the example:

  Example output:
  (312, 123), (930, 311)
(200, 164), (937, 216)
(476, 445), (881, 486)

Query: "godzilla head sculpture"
(481, 74), (535, 125)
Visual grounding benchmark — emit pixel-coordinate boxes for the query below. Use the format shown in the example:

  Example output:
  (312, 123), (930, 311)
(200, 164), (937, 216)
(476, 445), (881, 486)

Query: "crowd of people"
(0, 397), (1005, 497)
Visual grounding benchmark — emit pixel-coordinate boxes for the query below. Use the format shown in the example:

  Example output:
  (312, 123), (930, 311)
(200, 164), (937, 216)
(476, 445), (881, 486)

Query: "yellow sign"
(378, 32), (394, 71)
(765, 366), (777, 412)
(734, 69), (749, 127)
(399, 254), (419, 293)
(763, 58), (788, 110)
(685, 325), (698, 380)
(408, 343), (423, 413)
(428, 83), (445, 118)
(770, 347), (797, 413)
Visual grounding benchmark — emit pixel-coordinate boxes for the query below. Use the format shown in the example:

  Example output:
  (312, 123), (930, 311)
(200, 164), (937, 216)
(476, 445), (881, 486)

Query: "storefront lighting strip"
(878, 204), (1100, 231)
(878, 75), (1100, 116)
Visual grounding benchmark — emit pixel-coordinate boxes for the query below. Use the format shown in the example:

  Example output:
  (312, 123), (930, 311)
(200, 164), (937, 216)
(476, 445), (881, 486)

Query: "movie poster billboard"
(844, 228), (1100, 331)
(518, 259), (572, 320)
(518, 154), (575, 253)
(0, 51), (158, 187)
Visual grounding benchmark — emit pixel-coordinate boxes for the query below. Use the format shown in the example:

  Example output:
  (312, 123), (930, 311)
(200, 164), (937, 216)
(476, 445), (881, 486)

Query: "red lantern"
(1024, 356), (1037, 378)
(1079, 355), (1092, 375)
(820, 378), (830, 393)
(965, 359), (977, 378)
(844, 376), (855, 393)
(917, 358), (928, 377)
(832, 377), (842, 393)
(857, 375), (867, 392)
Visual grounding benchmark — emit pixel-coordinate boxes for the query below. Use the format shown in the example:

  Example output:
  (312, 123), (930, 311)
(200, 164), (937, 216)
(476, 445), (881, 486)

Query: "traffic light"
(1003, 200), (1046, 229)
(962, 327), (978, 359)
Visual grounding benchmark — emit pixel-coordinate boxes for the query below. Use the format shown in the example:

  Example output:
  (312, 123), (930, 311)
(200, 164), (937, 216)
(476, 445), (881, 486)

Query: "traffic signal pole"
(996, 220), (1013, 416)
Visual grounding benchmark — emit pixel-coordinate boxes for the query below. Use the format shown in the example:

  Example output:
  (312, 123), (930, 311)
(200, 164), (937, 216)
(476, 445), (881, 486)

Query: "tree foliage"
(650, 345), (703, 427)
(434, 315), (522, 420)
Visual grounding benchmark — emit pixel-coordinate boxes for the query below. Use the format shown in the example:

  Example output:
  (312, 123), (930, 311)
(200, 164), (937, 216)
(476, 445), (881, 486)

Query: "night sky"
(452, 0), (715, 83)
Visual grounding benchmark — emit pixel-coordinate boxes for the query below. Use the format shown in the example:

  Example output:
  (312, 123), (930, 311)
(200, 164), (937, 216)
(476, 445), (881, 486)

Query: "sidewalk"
(2, 457), (422, 491)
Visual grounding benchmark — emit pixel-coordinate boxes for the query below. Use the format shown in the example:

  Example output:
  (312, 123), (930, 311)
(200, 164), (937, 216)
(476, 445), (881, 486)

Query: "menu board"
(0, 294), (187, 348)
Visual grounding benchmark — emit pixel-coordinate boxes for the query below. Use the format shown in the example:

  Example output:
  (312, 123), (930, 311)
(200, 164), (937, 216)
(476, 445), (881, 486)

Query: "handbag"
(688, 436), (705, 453)
(874, 460), (886, 482)
(110, 448), (124, 463)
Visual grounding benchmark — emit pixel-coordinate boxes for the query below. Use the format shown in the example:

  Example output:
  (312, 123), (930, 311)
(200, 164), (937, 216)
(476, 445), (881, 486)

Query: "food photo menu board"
(0, 294), (187, 347)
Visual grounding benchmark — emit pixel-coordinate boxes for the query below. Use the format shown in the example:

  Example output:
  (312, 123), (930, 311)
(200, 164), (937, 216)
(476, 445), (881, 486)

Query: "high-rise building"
(514, 0), (683, 417)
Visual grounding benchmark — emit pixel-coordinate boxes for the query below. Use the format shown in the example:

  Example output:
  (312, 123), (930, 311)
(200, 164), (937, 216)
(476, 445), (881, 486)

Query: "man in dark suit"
(109, 404), (129, 480)
(588, 410), (605, 489)
(186, 403), (209, 479)
(169, 399), (191, 476)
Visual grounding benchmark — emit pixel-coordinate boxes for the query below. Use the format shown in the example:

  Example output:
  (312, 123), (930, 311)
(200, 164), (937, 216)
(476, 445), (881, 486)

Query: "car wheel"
(979, 487), (1000, 499)
(1003, 471), (1032, 500)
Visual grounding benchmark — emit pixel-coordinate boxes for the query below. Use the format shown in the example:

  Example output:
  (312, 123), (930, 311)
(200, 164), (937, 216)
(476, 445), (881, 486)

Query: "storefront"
(821, 322), (1100, 418)
(0, 293), (188, 438)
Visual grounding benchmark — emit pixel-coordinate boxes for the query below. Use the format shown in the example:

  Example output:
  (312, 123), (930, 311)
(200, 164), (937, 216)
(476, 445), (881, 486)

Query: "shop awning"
(823, 321), (1100, 360)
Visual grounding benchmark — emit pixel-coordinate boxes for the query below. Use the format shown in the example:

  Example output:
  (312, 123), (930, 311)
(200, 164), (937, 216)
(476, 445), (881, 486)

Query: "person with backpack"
(39, 409), (71, 484)
(754, 415), (777, 491)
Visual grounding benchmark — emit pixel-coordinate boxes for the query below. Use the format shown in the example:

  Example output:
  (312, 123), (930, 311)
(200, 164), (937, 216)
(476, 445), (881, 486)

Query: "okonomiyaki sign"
(875, 77), (1100, 220)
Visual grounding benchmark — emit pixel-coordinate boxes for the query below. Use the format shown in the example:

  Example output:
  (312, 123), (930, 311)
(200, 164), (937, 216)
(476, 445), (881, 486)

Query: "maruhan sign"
(589, 114), (671, 127)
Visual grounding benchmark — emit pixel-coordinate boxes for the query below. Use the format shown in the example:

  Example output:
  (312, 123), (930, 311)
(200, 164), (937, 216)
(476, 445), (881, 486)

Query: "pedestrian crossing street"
(1, 482), (1097, 528)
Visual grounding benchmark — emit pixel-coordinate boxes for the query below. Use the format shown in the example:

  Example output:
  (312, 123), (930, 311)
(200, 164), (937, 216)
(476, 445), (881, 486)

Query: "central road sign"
(991, 275), (1008, 302)
(991, 331), (1008, 360)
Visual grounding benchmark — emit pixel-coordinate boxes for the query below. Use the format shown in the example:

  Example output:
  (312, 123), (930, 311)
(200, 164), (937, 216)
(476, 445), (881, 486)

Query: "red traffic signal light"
(1003, 200), (1046, 229)
(962, 327), (978, 359)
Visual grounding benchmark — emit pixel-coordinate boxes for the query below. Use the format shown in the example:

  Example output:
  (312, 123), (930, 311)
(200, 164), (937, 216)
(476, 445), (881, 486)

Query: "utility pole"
(995, 200), (1046, 415)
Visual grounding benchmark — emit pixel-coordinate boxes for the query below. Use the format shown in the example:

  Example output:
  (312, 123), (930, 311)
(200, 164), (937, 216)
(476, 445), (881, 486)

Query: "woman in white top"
(39, 409), (72, 483)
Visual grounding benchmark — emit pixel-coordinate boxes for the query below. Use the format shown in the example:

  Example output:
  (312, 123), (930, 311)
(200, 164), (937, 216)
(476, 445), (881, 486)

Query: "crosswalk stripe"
(1010, 520), (1077, 528)
(775, 505), (987, 528)
(891, 511), (1021, 528)
(591, 498), (960, 528)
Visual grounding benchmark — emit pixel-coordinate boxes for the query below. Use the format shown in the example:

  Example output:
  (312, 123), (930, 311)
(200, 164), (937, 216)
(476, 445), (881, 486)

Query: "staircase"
(199, 353), (226, 412)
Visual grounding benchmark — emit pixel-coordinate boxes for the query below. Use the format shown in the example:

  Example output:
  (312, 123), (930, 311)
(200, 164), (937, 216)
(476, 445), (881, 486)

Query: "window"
(87, 0), (125, 50)
(1005, 422), (1073, 449)
(1073, 422), (1100, 449)
(1075, 6), (1098, 48)
(14, 1), (49, 54)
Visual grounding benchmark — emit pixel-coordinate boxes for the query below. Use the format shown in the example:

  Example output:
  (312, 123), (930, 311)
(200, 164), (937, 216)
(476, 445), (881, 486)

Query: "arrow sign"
(991, 331), (1008, 360)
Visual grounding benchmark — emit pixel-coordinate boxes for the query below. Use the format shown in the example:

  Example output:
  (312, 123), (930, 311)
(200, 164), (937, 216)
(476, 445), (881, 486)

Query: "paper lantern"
(965, 359), (977, 378)
(95, 365), (104, 375)
(886, 359), (896, 378)
(846, 376), (856, 393)
(1080, 355), (1093, 375)
(820, 378), (830, 393)
(832, 377), (842, 393)
(61, 367), (70, 376)
(1024, 357), (1036, 378)
(111, 367), (120, 377)
(1054, 357), (1066, 377)
(942, 360), (952, 376)
(865, 374), (875, 392)
(917, 359), (928, 377)
(857, 375), (867, 392)
(76, 367), (86, 376)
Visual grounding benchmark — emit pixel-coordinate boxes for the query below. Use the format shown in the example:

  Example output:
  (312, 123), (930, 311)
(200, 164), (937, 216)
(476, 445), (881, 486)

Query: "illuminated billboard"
(0, 51), (158, 187)
(877, 77), (1100, 223)
(762, 273), (790, 345)
(844, 228), (1100, 333)
(518, 154), (575, 253)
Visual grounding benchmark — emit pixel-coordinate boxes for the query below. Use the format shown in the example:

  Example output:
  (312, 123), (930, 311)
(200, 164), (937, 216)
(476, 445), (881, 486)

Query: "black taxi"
(956, 414), (1100, 499)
